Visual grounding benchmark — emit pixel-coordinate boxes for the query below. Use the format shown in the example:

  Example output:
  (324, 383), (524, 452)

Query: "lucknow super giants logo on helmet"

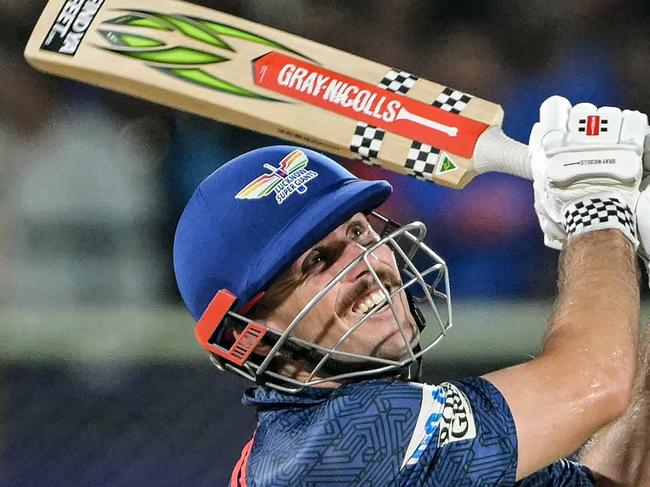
(236, 150), (319, 204)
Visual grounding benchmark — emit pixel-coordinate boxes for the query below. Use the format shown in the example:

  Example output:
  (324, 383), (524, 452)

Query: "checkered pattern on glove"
(563, 196), (638, 246)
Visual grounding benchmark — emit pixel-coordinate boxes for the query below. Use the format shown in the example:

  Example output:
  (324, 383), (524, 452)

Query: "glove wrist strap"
(563, 196), (638, 248)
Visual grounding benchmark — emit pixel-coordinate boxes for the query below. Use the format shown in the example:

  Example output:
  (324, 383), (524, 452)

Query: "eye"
(348, 220), (377, 246)
(350, 224), (363, 238)
(302, 249), (325, 274)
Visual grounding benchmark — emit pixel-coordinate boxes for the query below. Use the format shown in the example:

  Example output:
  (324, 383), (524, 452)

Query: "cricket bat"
(24, 0), (531, 188)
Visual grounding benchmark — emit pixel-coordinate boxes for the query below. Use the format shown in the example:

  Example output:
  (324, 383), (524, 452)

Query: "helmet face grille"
(212, 215), (452, 393)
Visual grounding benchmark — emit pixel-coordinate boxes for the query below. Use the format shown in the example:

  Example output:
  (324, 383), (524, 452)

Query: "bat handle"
(473, 127), (532, 180)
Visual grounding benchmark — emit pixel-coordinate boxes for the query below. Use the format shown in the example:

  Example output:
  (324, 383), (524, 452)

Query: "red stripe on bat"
(253, 52), (489, 159)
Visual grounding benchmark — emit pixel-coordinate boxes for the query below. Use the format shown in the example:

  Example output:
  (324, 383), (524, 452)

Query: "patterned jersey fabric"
(231, 377), (595, 486)
(516, 458), (595, 486)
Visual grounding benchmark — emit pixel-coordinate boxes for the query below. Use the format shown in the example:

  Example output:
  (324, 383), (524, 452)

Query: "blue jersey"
(231, 377), (595, 486)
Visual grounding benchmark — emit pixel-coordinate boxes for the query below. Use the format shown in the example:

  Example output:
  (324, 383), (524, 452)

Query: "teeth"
(352, 290), (387, 314)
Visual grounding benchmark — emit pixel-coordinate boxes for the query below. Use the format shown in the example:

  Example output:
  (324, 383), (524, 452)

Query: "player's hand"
(529, 95), (647, 249)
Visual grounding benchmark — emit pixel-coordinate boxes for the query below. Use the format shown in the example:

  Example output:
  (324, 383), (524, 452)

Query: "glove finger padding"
(538, 95), (572, 151)
(566, 103), (619, 146)
(621, 110), (648, 148)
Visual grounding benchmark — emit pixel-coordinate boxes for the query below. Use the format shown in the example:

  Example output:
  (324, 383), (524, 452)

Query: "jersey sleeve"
(244, 377), (518, 486)
(398, 376), (518, 486)
(245, 379), (597, 486)
(516, 458), (596, 486)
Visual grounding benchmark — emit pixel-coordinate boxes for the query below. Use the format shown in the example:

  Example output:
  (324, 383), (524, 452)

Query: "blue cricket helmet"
(173, 145), (392, 320)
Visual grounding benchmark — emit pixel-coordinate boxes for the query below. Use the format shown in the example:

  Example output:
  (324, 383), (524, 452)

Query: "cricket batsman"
(173, 96), (650, 485)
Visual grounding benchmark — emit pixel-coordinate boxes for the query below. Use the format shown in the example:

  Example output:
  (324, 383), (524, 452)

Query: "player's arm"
(577, 175), (650, 486)
(483, 97), (645, 480)
(486, 230), (639, 480)
(578, 333), (650, 486)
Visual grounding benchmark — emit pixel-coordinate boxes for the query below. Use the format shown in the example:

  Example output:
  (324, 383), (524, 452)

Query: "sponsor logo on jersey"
(235, 149), (318, 204)
(401, 382), (478, 469)
(402, 383), (446, 468)
(41, 0), (104, 55)
(438, 382), (477, 447)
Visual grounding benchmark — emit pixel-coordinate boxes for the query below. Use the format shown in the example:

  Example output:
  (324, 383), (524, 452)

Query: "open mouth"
(351, 288), (391, 316)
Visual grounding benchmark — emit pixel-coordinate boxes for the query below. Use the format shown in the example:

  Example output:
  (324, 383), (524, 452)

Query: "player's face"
(263, 213), (419, 362)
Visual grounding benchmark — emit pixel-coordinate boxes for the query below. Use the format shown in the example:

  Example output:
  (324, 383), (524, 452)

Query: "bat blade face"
(25, 0), (505, 189)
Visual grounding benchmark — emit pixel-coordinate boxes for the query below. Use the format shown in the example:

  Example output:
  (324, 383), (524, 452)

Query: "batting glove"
(530, 95), (647, 249)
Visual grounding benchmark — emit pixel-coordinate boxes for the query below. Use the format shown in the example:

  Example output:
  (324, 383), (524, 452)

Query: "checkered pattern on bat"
(564, 197), (635, 238)
(378, 69), (418, 93)
(350, 123), (386, 162)
(401, 87), (472, 180)
(404, 88), (472, 181)
(432, 87), (472, 114)
(350, 79), (472, 182)
(405, 142), (440, 181)
(349, 70), (418, 162)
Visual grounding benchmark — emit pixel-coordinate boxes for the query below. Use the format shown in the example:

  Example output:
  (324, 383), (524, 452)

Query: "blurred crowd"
(2, 0), (650, 309)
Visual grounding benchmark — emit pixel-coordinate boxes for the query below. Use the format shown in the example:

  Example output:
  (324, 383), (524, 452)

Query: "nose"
(341, 241), (381, 283)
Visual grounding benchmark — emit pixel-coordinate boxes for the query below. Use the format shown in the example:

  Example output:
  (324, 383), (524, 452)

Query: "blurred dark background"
(1, 1), (650, 485)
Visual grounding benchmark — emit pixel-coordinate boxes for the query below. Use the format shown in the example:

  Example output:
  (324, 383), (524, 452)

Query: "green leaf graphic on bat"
(98, 11), (312, 100)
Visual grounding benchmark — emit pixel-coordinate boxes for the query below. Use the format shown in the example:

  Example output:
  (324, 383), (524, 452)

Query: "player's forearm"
(485, 229), (640, 478)
(632, 340), (650, 484)
(580, 333), (650, 486)
(542, 229), (639, 422)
